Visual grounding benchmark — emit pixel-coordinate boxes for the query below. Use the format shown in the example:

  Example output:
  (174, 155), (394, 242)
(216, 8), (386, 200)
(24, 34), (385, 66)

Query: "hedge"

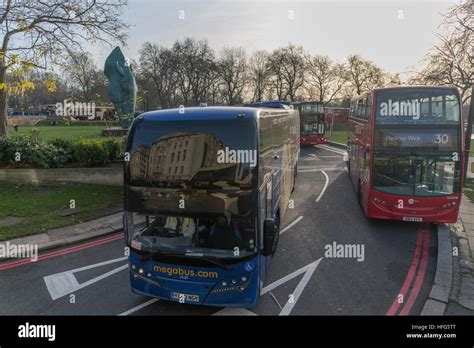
(0, 132), (124, 168)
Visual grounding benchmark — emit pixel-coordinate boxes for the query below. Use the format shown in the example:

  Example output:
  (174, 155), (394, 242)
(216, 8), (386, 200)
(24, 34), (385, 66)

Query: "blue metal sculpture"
(104, 46), (138, 128)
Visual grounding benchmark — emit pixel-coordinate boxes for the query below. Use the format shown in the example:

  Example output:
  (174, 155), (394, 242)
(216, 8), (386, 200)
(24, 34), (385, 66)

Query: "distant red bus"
(325, 107), (349, 125)
(347, 86), (464, 223)
(294, 102), (325, 145)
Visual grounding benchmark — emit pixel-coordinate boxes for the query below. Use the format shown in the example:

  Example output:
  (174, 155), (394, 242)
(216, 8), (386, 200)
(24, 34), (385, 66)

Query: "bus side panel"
(258, 113), (274, 280)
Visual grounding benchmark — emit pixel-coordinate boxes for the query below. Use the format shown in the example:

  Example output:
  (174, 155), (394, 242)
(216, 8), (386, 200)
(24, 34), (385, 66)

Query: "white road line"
(279, 259), (320, 316)
(299, 168), (347, 173)
(61, 256), (128, 274)
(213, 307), (257, 316)
(43, 256), (128, 300)
(118, 298), (160, 316)
(261, 258), (322, 295)
(44, 264), (128, 300)
(315, 170), (329, 202)
(279, 216), (303, 235)
(315, 144), (346, 156)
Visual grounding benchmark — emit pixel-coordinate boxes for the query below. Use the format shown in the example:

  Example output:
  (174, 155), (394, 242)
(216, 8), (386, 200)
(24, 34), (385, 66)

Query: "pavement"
(0, 213), (125, 256)
(444, 193), (474, 315)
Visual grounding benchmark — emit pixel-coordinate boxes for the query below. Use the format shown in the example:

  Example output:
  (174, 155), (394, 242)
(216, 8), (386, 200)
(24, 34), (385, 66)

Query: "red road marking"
(399, 228), (430, 315)
(386, 227), (424, 316)
(0, 232), (123, 271)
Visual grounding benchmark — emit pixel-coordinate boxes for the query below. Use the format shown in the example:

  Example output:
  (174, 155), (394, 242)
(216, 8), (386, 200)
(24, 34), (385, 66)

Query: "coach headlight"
(211, 274), (252, 294)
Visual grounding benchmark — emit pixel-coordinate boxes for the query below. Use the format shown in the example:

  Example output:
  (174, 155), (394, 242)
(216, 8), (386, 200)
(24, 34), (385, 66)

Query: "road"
(0, 144), (437, 316)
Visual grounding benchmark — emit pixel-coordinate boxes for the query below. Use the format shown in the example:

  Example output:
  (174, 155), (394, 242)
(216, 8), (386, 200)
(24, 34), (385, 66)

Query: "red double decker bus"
(295, 102), (325, 145)
(347, 86), (465, 223)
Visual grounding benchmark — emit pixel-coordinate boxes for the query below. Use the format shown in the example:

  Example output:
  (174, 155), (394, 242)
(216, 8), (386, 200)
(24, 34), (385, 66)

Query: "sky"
(90, 0), (457, 79)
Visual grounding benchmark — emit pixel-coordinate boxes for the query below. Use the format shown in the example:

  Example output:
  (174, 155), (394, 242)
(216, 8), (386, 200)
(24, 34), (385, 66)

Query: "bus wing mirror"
(123, 212), (132, 247)
(263, 218), (277, 256)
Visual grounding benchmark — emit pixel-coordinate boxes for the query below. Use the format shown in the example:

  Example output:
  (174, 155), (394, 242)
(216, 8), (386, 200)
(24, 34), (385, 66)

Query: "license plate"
(171, 292), (200, 303)
(403, 216), (423, 222)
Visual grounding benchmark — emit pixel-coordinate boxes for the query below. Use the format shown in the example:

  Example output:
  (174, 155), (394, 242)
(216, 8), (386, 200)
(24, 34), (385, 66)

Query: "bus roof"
(137, 106), (289, 122)
(351, 85), (460, 102)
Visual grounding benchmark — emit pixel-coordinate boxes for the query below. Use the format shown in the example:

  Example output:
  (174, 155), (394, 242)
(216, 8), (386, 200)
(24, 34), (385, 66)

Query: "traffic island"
(0, 183), (123, 242)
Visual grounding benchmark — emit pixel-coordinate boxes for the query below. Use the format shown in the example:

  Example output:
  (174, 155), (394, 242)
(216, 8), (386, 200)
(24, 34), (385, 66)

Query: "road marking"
(315, 144), (346, 156)
(302, 154), (320, 161)
(261, 258), (322, 295)
(399, 228), (430, 315)
(386, 228), (424, 316)
(269, 291), (283, 310)
(280, 259), (319, 316)
(299, 167), (347, 173)
(44, 256), (128, 300)
(261, 258), (322, 316)
(215, 258), (323, 316)
(280, 216), (303, 235)
(118, 298), (160, 316)
(213, 307), (257, 316)
(0, 233), (123, 271)
(315, 171), (329, 202)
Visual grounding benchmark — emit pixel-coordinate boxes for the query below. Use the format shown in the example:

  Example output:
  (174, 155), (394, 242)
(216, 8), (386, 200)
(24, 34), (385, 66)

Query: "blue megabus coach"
(123, 106), (299, 307)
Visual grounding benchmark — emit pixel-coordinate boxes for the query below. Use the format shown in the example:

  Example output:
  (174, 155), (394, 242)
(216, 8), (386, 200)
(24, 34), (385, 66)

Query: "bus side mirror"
(123, 213), (132, 247)
(262, 218), (277, 256)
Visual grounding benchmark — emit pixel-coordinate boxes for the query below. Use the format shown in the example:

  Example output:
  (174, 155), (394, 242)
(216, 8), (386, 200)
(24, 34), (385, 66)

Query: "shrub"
(0, 134), (71, 168)
(0, 135), (123, 168)
(102, 138), (122, 161)
(70, 139), (110, 166)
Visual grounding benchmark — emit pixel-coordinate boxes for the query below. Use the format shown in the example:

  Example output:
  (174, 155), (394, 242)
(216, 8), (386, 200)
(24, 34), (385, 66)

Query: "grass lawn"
(8, 125), (106, 140)
(0, 183), (123, 241)
(326, 124), (347, 145)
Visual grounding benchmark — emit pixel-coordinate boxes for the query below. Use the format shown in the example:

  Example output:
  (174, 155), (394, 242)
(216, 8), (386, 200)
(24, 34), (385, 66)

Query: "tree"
(217, 47), (247, 105)
(139, 42), (176, 109)
(345, 54), (386, 96)
(172, 38), (216, 106)
(248, 51), (270, 102)
(266, 45), (306, 101)
(64, 50), (104, 102)
(0, 0), (128, 137)
(413, 6), (472, 103)
(306, 54), (347, 104)
(411, 1), (473, 178)
(266, 49), (287, 100)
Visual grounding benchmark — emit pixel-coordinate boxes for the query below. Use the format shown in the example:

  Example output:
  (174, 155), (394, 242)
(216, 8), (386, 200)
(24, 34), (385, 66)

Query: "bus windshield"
(126, 119), (257, 189)
(375, 89), (460, 125)
(126, 212), (257, 258)
(372, 155), (461, 196)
